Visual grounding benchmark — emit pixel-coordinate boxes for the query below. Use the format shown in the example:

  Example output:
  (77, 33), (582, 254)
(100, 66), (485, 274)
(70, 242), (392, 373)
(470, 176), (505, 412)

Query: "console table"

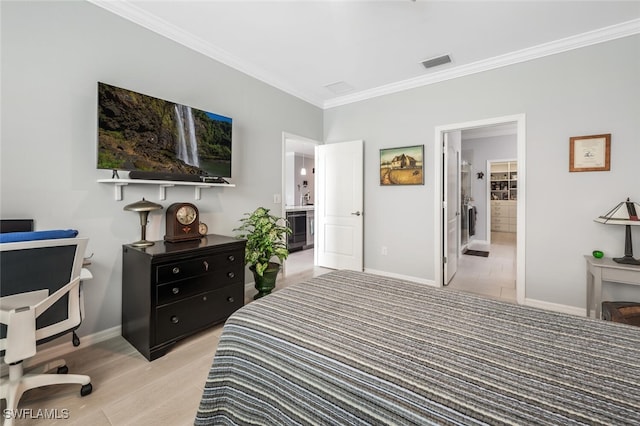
(585, 255), (640, 319)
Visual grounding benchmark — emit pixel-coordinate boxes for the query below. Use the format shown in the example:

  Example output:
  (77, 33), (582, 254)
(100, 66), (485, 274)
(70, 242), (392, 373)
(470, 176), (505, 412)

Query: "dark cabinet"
(122, 234), (246, 361)
(286, 210), (307, 252)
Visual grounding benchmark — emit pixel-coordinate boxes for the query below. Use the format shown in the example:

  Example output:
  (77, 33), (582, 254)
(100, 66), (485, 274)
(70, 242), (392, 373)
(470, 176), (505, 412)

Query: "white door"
(443, 131), (461, 284)
(315, 140), (364, 270)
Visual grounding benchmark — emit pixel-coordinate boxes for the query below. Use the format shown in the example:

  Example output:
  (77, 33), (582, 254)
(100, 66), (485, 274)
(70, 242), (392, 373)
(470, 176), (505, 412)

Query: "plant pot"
(250, 262), (281, 299)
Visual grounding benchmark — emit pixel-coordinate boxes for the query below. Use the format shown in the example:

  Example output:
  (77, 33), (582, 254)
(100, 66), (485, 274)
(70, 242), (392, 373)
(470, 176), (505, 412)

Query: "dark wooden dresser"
(122, 234), (246, 361)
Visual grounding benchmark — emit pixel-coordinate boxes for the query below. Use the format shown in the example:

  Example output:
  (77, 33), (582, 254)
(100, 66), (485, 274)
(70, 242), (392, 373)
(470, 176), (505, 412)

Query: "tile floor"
(284, 236), (517, 304)
(445, 232), (517, 303)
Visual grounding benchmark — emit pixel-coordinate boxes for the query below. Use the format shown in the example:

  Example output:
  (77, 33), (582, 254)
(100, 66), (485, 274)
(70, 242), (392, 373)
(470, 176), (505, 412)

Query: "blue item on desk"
(0, 229), (78, 243)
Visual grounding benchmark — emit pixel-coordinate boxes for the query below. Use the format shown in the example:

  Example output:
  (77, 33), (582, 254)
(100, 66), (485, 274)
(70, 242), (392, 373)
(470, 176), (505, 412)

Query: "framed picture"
(569, 134), (611, 172)
(380, 145), (424, 185)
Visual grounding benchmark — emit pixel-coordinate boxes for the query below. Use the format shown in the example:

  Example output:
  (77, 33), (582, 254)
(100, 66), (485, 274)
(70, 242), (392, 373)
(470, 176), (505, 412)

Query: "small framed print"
(569, 134), (611, 172)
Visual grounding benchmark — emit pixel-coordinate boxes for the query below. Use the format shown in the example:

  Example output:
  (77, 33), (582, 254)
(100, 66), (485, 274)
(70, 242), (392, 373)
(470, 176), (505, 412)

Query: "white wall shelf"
(97, 179), (235, 201)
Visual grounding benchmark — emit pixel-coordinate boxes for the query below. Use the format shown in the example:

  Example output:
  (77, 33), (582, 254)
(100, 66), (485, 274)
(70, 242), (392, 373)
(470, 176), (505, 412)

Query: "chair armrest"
(0, 290), (49, 364)
(34, 277), (81, 318)
(81, 268), (92, 281)
(0, 289), (49, 324)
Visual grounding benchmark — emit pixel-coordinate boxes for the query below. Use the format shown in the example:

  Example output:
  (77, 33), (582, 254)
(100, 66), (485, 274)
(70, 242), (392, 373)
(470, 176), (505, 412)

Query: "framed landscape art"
(380, 145), (424, 185)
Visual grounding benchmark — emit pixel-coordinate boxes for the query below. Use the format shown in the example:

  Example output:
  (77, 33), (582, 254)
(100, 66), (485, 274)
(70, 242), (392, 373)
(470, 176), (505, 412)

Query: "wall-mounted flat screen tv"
(97, 82), (232, 180)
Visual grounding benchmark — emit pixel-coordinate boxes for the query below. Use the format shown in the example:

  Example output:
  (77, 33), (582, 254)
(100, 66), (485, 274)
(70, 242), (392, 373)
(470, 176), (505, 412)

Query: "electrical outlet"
(273, 194), (281, 204)
(381, 246), (388, 256)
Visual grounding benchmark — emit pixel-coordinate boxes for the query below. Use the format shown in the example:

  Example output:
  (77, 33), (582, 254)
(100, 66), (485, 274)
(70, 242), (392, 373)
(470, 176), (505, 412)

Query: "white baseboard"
(524, 298), (585, 317)
(365, 268), (586, 317)
(23, 325), (122, 367)
(364, 268), (437, 287)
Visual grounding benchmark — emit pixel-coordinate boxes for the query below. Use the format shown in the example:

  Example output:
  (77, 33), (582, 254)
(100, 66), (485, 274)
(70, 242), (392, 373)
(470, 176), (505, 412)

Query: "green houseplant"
(234, 207), (292, 299)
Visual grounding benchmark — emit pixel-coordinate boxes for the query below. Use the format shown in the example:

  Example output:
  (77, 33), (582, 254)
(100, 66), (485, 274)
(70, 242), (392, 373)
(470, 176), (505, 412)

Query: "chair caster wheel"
(57, 365), (69, 374)
(80, 383), (92, 397)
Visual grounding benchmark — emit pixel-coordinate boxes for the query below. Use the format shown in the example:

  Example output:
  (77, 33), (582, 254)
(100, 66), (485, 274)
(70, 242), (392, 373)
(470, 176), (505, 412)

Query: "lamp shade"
(594, 198), (640, 225)
(594, 198), (640, 265)
(124, 198), (163, 213)
(124, 198), (163, 247)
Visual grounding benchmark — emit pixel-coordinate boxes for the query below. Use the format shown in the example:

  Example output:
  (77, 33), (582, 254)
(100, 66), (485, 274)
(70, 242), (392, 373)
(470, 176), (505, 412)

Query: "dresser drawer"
(155, 283), (244, 344)
(156, 250), (243, 285)
(157, 272), (241, 305)
(492, 217), (509, 225)
(492, 223), (511, 232)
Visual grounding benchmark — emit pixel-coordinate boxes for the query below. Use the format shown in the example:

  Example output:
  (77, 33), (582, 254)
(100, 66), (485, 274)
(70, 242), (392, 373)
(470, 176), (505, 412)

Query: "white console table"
(585, 255), (640, 319)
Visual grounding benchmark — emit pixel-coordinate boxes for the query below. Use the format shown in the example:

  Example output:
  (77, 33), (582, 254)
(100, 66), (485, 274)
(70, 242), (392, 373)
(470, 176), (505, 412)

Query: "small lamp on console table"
(124, 198), (163, 247)
(594, 197), (640, 265)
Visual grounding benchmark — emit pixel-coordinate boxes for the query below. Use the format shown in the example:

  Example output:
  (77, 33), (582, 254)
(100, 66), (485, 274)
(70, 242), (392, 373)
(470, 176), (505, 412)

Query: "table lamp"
(124, 198), (163, 247)
(594, 197), (640, 265)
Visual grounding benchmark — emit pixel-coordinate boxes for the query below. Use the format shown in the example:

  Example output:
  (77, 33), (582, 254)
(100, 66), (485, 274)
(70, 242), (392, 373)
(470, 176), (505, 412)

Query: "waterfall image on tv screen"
(97, 82), (232, 178)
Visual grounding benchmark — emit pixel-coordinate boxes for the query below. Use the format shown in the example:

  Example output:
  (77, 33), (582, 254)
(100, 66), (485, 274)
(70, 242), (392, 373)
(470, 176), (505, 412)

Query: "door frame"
(434, 114), (526, 304)
(281, 132), (321, 274)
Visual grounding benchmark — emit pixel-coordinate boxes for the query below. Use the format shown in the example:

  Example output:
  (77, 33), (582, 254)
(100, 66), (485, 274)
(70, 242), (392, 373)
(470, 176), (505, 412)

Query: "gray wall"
(324, 35), (640, 309)
(1, 1), (323, 336)
(462, 134), (517, 242)
(2, 1), (638, 339)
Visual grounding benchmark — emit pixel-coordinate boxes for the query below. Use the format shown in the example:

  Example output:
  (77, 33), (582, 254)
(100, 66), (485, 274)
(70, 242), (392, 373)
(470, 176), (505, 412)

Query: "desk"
(585, 256), (640, 319)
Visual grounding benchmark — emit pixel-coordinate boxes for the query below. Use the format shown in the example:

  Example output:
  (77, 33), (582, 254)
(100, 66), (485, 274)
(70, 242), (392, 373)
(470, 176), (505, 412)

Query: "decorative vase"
(250, 262), (281, 299)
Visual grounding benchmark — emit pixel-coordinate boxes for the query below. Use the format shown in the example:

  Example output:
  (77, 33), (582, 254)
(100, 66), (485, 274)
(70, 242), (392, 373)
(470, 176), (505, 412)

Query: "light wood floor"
(445, 232), (517, 302)
(5, 250), (330, 426)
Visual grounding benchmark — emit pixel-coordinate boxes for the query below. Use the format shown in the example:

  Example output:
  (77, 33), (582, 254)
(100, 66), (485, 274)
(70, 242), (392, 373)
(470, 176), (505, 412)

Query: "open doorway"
(434, 115), (526, 304)
(282, 133), (321, 280)
(448, 137), (518, 301)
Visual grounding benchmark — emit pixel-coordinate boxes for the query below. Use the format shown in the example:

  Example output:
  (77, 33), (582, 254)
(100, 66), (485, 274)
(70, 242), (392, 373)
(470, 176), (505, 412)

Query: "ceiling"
(91, 1), (640, 109)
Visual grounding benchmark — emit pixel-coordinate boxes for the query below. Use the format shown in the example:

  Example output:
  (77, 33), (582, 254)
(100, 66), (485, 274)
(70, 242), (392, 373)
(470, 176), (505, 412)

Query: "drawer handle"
(202, 295), (207, 301)
(203, 260), (209, 271)
(172, 267), (180, 274)
(227, 296), (235, 303)
(227, 272), (235, 279)
(228, 255), (235, 262)
(170, 315), (179, 324)
(172, 287), (180, 295)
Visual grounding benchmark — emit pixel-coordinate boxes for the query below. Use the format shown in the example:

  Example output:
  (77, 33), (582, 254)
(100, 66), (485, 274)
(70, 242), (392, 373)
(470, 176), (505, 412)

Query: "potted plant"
(234, 207), (292, 299)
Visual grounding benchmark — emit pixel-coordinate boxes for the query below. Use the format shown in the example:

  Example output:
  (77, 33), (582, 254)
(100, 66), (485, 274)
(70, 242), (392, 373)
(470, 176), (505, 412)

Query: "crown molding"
(87, 1), (639, 111)
(324, 18), (640, 109)
(87, 0), (326, 108)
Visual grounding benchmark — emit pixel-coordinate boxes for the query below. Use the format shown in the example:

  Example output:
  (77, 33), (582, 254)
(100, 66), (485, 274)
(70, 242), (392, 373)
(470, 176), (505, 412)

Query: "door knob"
(351, 211), (361, 216)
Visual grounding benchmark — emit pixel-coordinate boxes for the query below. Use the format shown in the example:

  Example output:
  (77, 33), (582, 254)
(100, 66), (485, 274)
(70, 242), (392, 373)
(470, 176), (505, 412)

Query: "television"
(97, 82), (232, 181)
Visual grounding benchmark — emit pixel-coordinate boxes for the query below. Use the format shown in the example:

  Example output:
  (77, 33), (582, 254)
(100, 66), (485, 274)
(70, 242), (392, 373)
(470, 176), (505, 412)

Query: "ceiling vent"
(324, 81), (355, 95)
(421, 54), (452, 70)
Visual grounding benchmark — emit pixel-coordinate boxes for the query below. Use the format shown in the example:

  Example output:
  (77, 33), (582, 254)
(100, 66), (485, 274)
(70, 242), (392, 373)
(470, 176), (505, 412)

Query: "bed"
(195, 270), (640, 425)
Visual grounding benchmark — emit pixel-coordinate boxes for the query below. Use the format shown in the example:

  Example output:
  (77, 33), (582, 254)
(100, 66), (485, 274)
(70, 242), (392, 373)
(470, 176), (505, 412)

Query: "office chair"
(0, 237), (92, 424)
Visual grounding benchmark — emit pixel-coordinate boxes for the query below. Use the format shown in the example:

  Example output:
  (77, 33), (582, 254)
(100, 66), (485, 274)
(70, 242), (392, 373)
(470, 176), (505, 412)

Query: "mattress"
(195, 270), (640, 425)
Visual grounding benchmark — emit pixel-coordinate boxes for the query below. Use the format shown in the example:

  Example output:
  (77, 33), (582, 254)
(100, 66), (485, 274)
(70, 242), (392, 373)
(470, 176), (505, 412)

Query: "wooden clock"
(164, 203), (202, 243)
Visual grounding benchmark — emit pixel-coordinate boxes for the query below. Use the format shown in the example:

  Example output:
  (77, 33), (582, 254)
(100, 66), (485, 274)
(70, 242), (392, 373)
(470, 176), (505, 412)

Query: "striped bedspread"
(195, 270), (640, 425)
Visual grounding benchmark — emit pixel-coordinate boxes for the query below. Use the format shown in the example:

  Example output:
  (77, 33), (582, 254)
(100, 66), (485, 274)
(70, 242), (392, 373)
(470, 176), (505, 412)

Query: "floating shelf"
(97, 178), (235, 201)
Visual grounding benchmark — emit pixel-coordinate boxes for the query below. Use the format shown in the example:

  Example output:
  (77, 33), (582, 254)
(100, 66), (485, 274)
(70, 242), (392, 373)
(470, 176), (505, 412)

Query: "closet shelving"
(490, 162), (517, 201)
(490, 161), (517, 233)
